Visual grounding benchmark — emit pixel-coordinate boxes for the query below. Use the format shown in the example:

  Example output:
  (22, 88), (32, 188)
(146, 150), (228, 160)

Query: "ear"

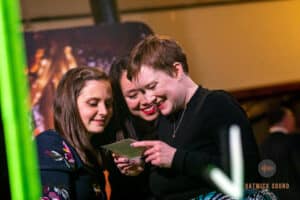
(172, 62), (185, 80)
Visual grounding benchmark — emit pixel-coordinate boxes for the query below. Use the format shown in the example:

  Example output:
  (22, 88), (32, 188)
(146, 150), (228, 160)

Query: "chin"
(142, 115), (158, 122)
(160, 107), (172, 116)
(89, 127), (105, 134)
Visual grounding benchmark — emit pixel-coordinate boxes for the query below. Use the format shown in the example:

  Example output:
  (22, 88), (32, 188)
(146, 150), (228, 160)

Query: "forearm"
(171, 149), (221, 177)
(40, 170), (73, 199)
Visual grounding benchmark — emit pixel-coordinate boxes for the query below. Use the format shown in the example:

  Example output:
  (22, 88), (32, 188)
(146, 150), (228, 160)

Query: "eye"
(87, 100), (98, 107)
(147, 82), (157, 90)
(127, 92), (138, 99)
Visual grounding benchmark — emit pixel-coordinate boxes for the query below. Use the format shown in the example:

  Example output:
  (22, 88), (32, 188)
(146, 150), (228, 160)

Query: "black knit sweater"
(149, 87), (260, 200)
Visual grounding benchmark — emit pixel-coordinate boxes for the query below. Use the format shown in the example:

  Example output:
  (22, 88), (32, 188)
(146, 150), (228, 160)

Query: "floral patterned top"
(36, 130), (106, 200)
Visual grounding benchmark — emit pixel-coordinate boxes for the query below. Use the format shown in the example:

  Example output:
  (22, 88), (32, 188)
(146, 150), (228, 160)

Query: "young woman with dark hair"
(107, 57), (159, 200)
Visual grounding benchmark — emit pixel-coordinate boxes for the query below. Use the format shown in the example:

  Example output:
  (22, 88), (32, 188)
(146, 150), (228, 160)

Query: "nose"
(97, 102), (108, 117)
(141, 91), (156, 105)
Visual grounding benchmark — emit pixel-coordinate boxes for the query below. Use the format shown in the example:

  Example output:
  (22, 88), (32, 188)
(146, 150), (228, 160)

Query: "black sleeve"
(36, 131), (75, 199)
(289, 134), (300, 184)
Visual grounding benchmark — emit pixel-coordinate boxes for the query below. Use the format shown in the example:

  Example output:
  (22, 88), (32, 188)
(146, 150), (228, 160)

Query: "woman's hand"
(112, 153), (144, 176)
(131, 140), (176, 168)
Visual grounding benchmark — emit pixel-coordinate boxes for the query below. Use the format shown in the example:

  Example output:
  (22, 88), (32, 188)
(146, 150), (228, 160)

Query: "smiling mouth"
(93, 119), (106, 126)
(142, 105), (157, 115)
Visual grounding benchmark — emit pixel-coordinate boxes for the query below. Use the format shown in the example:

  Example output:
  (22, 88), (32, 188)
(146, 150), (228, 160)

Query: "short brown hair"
(128, 35), (188, 79)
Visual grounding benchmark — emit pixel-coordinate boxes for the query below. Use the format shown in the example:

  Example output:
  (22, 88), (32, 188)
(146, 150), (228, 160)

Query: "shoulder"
(36, 130), (70, 153)
(194, 87), (234, 104)
(36, 129), (63, 145)
(287, 133), (300, 148)
(36, 130), (76, 170)
(199, 89), (249, 124)
(206, 89), (234, 102)
(202, 89), (239, 109)
(187, 87), (238, 114)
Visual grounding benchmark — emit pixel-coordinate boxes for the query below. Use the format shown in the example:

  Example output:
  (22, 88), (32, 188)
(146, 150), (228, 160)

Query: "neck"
(182, 77), (198, 106)
(132, 115), (155, 126)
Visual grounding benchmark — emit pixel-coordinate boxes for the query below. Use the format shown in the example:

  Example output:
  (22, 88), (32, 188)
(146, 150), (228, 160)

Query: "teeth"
(144, 107), (153, 111)
(156, 101), (162, 106)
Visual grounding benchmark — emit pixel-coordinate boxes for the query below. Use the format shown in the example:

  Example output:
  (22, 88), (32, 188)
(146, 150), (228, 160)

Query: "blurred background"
(20, 0), (300, 144)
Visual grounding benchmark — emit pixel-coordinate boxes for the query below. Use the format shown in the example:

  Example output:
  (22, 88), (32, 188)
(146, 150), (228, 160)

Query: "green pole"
(0, 0), (41, 199)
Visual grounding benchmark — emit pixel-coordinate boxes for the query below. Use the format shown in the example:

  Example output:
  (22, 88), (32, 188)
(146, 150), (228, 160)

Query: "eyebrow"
(86, 95), (112, 100)
(145, 81), (157, 87)
(125, 88), (139, 94)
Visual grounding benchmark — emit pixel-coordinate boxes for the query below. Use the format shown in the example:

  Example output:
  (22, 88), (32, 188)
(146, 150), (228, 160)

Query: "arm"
(133, 91), (260, 181)
(172, 91), (260, 180)
(36, 131), (75, 199)
(40, 171), (73, 199)
(112, 153), (145, 176)
(111, 119), (154, 176)
(289, 135), (300, 182)
(131, 140), (176, 168)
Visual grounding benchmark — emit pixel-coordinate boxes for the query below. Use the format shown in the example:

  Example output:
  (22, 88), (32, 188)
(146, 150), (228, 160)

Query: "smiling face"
(120, 71), (159, 121)
(77, 80), (113, 134)
(134, 65), (186, 116)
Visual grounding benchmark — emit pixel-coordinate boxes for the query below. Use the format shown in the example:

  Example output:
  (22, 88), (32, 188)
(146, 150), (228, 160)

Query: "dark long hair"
(53, 66), (110, 167)
(109, 57), (131, 127)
